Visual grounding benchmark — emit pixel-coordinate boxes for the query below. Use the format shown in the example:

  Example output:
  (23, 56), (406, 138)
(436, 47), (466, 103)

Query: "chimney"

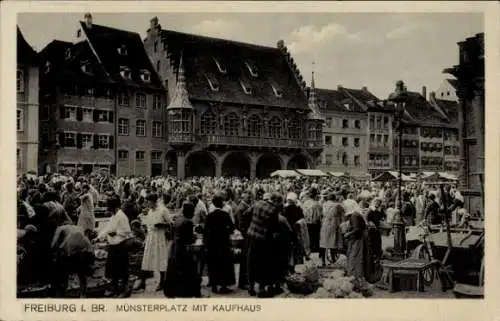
(277, 39), (285, 49)
(362, 86), (368, 92)
(84, 13), (92, 29)
(429, 91), (436, 100)
(337, 84), (343, 90)
(422, 86), (427, 100)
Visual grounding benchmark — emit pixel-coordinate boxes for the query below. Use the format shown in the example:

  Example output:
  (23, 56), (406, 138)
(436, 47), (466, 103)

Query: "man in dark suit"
(234, 192), (253, 290)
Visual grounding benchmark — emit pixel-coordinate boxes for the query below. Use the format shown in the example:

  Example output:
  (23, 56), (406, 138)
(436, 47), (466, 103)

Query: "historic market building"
(144, 17), (323, 179)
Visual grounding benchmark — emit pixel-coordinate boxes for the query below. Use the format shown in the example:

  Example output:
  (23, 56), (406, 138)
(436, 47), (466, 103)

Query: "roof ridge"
(161, 29), (280, 52)
(339, 87), (368, 112)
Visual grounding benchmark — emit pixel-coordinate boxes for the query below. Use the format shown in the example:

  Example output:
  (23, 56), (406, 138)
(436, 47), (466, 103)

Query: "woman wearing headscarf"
(343, 203), (370, 283)
(76, 184), (96, 234)
(282, 192), (305, 268)
(319, 193), (344, 266)
(163, 202), (201, 298)
(204, 193), (236, 294)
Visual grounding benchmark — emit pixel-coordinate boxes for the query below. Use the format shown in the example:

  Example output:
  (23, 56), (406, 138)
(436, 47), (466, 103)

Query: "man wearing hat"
(301, 188), (322, 254)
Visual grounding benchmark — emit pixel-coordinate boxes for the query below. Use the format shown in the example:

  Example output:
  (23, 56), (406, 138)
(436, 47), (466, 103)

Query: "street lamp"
(388, 80), (409, 259)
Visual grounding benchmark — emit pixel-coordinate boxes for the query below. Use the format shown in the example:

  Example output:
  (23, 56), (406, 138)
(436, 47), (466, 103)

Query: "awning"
(329, 172), (348, 178)
(423, 172), (458, 182)
(295, 169), (329, 177)
(373, 171), (415, 182)
(270, 170), (302, 178)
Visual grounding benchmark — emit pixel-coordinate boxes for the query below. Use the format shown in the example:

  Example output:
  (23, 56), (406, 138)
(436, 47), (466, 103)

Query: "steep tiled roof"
(17, 27), (39, 65)
(315, 86), (384, 114)
(159, 29), (308, 109)
(404, 91), (450, 127)
(81, 22), (163, 90)
(433, 99), (459, 124)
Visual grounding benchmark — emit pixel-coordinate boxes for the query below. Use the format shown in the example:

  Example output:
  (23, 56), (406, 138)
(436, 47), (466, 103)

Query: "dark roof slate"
(446, 78), (458, 89)
(80, 22), (164, 90)
(159, 29), (308, 109)
(315, 88), (365, 113)
(403, 91), (450, 127)
(434, 99), (459, 124)
(17, 27), (39, 66)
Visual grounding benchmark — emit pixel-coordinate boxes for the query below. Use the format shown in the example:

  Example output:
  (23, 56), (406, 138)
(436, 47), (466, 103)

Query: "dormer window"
(65, 48), (72, 60)
(117, 45), (128, 56)
(140, 69), (151, 83)
(120, 66), (131, 79)
(344, 103), (350, 111)
(205, 73), (220, 92)
(239, 79), (252, 95)
(271, 84), (283, 98)
(213, 57), (227, 74)
(245, 61), (258, 78)
(81, 61), (92, 74)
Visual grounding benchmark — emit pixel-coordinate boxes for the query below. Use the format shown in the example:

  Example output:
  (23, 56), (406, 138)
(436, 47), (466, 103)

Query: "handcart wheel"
(414, 244), (435, 286)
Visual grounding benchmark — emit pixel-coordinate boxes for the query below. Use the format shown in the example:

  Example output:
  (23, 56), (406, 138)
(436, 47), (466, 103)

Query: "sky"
(18, 12), (483, 99)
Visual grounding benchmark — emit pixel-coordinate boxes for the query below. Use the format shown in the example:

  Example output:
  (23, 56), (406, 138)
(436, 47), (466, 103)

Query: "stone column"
(250, 159), (257, 179)
(176, 151), (186, 179)
(456, 91), (468, 191)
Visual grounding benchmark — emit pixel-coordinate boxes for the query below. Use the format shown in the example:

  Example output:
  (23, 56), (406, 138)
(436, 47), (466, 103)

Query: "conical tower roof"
(307, 69), (324, 121)
(167, 51), (193, 110)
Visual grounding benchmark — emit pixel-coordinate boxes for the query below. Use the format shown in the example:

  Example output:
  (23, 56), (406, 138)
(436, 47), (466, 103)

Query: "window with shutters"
(98, 135), (109, 149)
(118, 150), (129, 160)
(151, 151), (162, 161)
(152, 95), (162, 109)
(342, 137), (348, 147)
(118, 92), (130, 107)
(383, 117), (389, 129)
(268, 116), (282, 139)
(369, 115), (375, 130)
(64, 132), (76, 147)
(355, 120), (361, 129)
(325, 154), (333, 165)
(81, 134), (93, 149)
(342, 153), (348, 166)
(64, 106), (77, 121)
(82, 108), (93, 122)
(325, 135), (332, 146)
(224, 113), (240, 136)
(118, 119), (129, 135)
(136, 93), (147, 109)
(17, 109), (23, 131)
(96, 110), (111, 123)
(200, 112), (216, 135)
(152, 121), (162, 137)
(354, 138), (360, 148)
(342, 119), (348, 129)
(383, 135), (389, 147)
(288, 119), (301, 139)
(136, 151), (145, 161)
(247, 114), (262, 137)
(136, 120), (146, 136)
(17, 69), (24, 93)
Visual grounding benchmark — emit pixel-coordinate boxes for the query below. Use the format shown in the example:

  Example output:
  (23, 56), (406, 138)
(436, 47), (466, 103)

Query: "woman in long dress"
(344, 209), (370, 283)
(163, 202), (201, 298)
(319, 193), (344, 266)
(135, 193), (172, 291)
(204, 193), (235, 294)
(77, 184), (96, 234)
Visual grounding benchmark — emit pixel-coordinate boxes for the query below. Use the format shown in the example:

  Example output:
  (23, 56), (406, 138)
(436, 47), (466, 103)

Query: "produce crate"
(391, 270), (420, 292)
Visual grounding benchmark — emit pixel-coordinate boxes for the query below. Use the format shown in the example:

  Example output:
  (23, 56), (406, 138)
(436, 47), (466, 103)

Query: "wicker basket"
(285, 275), (318, 295)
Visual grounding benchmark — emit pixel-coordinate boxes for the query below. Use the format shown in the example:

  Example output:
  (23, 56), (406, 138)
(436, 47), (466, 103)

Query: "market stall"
(295, 169), (329, 177)
(372, 171), (415, 183)
(270, 170), (302, 178)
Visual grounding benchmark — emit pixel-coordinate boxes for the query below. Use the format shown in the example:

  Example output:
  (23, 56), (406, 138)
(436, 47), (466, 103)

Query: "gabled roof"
(17, 27), (39, 66)
(315, 87), (383, 114)
(80, 22), (163, 90)
(433, 98), (459, 124)
(159, 29), (308, 109)
(403, 91), (450, 127)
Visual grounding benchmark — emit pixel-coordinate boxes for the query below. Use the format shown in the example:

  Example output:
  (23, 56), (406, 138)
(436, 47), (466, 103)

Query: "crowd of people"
(16, 172), (470, 298)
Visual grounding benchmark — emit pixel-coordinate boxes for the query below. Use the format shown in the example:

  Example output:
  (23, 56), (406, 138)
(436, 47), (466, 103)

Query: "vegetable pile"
(285, 261), (321, 295)
(309, 269), (375, 299)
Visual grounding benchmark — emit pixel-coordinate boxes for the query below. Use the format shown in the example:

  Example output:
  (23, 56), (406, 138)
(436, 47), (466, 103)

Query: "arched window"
(224, 113), (240, 136)
(247, 114), (262, 137)
(288, 118), (301, 139)
(200, 111), (216, 135)
(268, 116), (282, 139)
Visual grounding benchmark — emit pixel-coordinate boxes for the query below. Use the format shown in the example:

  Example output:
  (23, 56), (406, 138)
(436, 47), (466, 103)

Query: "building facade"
(38, 14), (166, 176)
(17, 27), (39, 174)
(316, 87), (370, 175)
(144, 17), (322, 179)
(366, 102), (394, 176)
(392, 88), (460, 174)
(444, 33), (484, 213)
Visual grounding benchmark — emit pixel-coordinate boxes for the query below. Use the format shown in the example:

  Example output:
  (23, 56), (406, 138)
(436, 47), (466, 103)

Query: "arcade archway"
(256, 153), (282, 178)
(165, 151), (178, 177)
(221, 152), (251, 178)
(287, 154), (309, 170)
(185, 151), (216, 177)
